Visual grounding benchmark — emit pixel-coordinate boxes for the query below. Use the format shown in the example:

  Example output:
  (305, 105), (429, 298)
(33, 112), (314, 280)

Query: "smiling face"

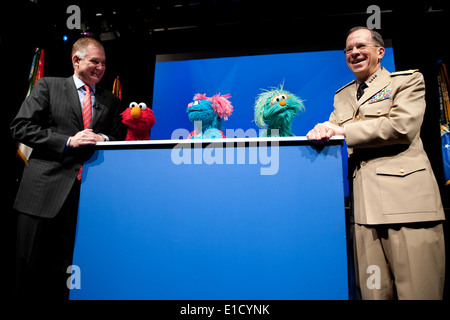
(345, 29), (385, 82)
(72, 44), (106, 86)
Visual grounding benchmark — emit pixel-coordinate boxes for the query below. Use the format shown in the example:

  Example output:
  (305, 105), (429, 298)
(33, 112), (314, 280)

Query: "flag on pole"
(17, 48), (45, 163)
(438, 60), (450, 185)
(26, 47), (45, 97)
(112, 76), (122, 100)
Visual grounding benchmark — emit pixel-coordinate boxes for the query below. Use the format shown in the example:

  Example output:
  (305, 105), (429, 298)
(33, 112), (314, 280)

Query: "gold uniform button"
(355, 115), (360, 120)
(400, 168), (405, 173)
(377, 109), (381, 114)
(361, 161), (367, 166)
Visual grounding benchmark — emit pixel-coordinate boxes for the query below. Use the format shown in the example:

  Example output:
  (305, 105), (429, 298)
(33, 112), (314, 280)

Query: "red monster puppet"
(121, 102), (156, 141)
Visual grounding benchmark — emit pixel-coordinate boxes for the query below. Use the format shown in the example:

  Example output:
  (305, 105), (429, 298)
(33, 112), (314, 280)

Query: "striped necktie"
(82, 85), (93, 129)
(77, 85), (93, 180)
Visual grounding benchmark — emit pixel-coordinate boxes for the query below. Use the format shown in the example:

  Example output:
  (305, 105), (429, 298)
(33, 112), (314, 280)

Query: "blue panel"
(70, 141), (348, 300)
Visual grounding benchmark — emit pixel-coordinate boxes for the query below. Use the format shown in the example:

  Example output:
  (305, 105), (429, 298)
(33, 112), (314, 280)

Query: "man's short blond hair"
(71, 37), (104, 60)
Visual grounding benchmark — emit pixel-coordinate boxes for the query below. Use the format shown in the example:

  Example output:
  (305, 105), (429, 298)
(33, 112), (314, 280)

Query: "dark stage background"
(1, 0), (449, 301)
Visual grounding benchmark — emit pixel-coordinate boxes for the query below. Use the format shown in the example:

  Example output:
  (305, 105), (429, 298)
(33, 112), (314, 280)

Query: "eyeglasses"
(344, 43), (379, 55)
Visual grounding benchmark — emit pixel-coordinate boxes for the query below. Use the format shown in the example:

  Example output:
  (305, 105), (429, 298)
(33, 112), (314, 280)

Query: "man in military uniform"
(307, 26), (445, 299)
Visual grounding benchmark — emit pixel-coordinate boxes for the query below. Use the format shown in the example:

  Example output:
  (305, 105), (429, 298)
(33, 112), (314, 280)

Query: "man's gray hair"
(346, 26), (385, 47)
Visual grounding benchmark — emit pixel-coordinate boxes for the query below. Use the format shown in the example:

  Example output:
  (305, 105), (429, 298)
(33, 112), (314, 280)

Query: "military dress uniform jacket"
(329, 67), (445, 225)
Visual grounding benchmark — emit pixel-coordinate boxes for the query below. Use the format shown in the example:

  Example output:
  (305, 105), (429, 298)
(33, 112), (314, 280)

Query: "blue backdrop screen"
(151, 48), (395, 139)
(151, 48), (396, 195)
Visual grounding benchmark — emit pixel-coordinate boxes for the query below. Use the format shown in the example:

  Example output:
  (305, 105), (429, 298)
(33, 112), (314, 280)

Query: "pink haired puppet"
(186, 93), (233, 139)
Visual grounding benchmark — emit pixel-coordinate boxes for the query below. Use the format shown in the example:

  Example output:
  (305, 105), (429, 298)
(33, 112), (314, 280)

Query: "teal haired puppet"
(254, 85), (305, 137)
(186, 93), (233, 139)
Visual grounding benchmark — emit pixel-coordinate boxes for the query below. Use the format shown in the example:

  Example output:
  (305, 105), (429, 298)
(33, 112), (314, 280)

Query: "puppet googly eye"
(270, 94), (288, 106)
(192, 100), (201, 106)
(129, 102), (138, 108)
(138, 103), (147, 110)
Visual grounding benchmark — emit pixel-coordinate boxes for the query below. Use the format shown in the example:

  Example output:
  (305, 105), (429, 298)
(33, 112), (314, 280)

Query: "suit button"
(355, 115), (360, 120)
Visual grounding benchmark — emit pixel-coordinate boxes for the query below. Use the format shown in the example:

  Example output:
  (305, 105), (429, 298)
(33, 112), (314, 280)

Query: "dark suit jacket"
(11, 76), (125, 218)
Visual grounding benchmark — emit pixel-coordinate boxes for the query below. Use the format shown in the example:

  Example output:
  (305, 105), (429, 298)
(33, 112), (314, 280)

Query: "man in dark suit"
(10, 37), (125, 299)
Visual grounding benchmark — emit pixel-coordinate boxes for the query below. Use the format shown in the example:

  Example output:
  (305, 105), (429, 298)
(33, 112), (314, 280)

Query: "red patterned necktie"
(82, 85), (93, 129)
(77, 85), (93, 180)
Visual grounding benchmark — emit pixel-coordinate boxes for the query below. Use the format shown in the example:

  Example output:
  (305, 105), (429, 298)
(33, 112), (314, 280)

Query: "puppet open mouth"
(187, 110), (204, 119)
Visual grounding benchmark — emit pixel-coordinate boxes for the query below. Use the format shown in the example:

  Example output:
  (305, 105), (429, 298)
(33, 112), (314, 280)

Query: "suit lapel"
(357, 68), (391, 109)
(64, 77), (84, 129)
(91, 88), (106, 129)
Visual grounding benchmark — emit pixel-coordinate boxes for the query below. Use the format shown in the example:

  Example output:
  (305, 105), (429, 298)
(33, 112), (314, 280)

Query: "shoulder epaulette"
(335, 80), (355, 94)
(390, 69), (419, 76)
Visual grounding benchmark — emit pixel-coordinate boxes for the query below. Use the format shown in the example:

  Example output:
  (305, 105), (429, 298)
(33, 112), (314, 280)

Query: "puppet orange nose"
(131, 106), (141, 119)
(279, 100), (287, 106)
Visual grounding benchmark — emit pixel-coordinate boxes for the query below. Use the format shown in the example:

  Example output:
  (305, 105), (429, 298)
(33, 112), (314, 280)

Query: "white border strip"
(96, 135), (344, 147)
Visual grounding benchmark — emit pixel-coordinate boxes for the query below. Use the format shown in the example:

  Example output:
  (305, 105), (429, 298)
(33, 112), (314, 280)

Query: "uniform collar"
(356, 67), (383, 87)
(356, 67), (391, 108)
